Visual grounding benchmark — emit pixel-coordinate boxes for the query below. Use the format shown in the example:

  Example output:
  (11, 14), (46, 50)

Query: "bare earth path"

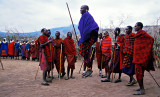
(0, 59), (160, 97)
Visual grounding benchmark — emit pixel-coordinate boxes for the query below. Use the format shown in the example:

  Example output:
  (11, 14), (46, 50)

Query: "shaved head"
(81, 5), (89, 10)
(80, 5), (89, 14)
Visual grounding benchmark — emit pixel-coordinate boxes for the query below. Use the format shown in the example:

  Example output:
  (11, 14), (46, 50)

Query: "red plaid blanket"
(133, 30), (154, 68)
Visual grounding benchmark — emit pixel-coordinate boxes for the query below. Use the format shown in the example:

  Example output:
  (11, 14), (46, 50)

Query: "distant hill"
(0, 24), (79, 37)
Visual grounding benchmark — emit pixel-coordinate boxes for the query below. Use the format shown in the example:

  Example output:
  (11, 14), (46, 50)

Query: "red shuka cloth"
(31, 44), (37, 58)
(54, 38), (65, 72)
(63, 34), (77, 55)
(35, 39), (40, 59)
(96, 41), (102, 69)
(38, 35), (53, 63)
(64, 33), (77, 70)
(122, 33), (135, 68)
(14, 46), (17, 57)
(8, 42), (15, 55)
(101, 36), (112, 57)
(116, 35), (125, 69)
(133, 30), (154, 70)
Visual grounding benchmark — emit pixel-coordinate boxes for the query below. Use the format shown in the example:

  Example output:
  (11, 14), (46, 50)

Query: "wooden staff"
(0, 57), (4, 70)
(50, 44), (53, 82)
(66, 2), (78, 44)
(35, 65), (39, 80)
(111, 44), (116, 82)
(59, 43), (63, 80)
(78, 61), (83, 74)
(101, 56), (103, 77)
(149, 71), (160, 87)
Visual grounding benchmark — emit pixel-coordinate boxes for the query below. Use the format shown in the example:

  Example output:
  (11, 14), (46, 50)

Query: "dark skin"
(80, 5), (89, 15)
(134, 23), (145, 94)
(65, 32), (75, 80)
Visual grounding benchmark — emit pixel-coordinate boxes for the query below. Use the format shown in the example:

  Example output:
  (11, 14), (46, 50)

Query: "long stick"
(35, 65), (39, 80)
(59, 44), (63, 80)
(101, 56), (103, 77)
(79, 61), (83, 74)
(149, 71), (160, 87)
(50, 44), (53, 82)
(111, 45), (116, 82)
(66, 2), (78, 44)
(0, 58), (4, 70)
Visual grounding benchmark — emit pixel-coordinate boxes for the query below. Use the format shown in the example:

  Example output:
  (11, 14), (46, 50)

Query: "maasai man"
(78, 5), (99, 77)
(0, 38), (8, 58)
(38, 28), (54, 85)
(25, 40), (31, 61)
(54, 31), (65, 78)
(64, 32), (77, 80)
(96, 33), (103, 76)
(14, 40), (20, 60)
(133, 22), (155, 95)
(101, 27), (125, 83)
(101, 31), (112, 78)
(21, 41), (26, 60)
(31, 40), (37, 61)
(122, 26), (136, 86)
(8, 39), (15, 59)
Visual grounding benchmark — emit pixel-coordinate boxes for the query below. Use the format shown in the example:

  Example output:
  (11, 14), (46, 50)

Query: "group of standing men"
(0, 38), (39, 61)
(77, 5), (155, 95)
(0, 4), (155, 95)
(37, 28), (77, 86)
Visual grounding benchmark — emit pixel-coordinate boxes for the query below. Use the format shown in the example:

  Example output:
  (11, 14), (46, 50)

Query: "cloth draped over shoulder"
(116, 35), (125, 69)
(15, 43), (20, 56)
(96, 41), (102, 69)
(122, 33), (135, 68)
(54, 38), (65, 72)
(25, 43), (30, 50)
(63, 33), (77, 55)
(101, 36), (112, 57)
(78, 12), (99, 46)
(0, 42), (8, 56)
(133, 30), (155, 71)
(38, 35), (53, 63)
(8, 42), (15, 56)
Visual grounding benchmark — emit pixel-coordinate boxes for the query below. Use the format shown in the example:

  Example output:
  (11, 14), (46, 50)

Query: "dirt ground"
(0, 58), (160, 97)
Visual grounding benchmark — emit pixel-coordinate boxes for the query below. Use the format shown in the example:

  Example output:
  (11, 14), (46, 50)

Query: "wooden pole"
(111, 45), (116, 82)
(35, 65), (39, 80)
(59, 44), (63, 80)
(50, 44), (53, 82)
(0, 57), (4, 70)
(66, 2), (78, 44)
(101, 56), (103, 77)
(149, 71), (160, 87)
(78, 61), (83, 74)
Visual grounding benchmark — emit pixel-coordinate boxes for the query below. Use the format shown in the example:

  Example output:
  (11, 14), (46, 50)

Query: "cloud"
(0, 0), (160, 32)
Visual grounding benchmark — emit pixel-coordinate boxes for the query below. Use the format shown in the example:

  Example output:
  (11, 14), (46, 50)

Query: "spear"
(59, 43), (63, 80)
(66, 2), (78, 44)
(50, 44), (53, 82)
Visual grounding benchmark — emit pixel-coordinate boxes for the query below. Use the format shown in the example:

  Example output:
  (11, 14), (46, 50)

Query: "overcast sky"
(0, 0), (160, 32)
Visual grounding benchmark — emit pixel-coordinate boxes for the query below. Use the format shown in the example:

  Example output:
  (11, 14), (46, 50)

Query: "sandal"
(133, 90), (145, 95)
(41, 82), (49, 86)
(114, 79), (122, 83)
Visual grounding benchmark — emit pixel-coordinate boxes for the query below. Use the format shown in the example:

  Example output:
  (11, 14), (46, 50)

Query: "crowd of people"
(0, 38), (38, 61)
(0, 5), (156, 95)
